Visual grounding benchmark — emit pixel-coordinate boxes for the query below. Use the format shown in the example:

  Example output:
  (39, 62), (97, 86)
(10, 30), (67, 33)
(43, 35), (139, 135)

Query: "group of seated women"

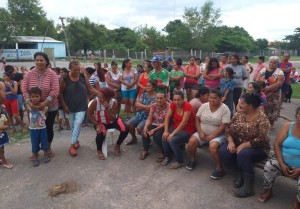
(100, 81), (299, 207)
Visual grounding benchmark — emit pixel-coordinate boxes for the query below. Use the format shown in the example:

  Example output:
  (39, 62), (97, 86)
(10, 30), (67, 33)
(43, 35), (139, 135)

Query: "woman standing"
(120, 59), (138, 119)
(184, 56), (201, 102)
(59, 60), (98, 157)
(169, 59), (184, 100)
(219, 93), (270, 198)
(162, 91), (195, 169)
(3, 71), (27, 133)
(87, 88), (129, 159)
(242, 56), (254, 90)
(203, 58), (222, 89)
(226, 54), (248, 108)
(258, 56), (284, 127)
(106, 61), (122, 114)
(137, 62), (152, 99)
(22, 52), (59, 158)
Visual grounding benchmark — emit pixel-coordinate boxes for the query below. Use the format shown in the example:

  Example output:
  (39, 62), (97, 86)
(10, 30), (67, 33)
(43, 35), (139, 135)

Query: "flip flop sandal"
(125, 139), (137, 145)
(42, 156), (51, 163)
(32, 160), (40, 167)
(257, 191), (272, 203)
(3, 163), (14, 169)
(97, 153), (106, 160)
(161, 157), (171, 166)
(139, 152), (149, 160)
(47, 150), (55, 158)
(169, 162), (184, 169)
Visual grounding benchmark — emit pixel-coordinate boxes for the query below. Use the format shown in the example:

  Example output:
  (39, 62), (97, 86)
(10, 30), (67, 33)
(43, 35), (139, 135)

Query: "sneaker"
(32, 160), (40, 167)
(42, 156), (51, 163)
(210, 169), (224, 180)
(186, 161), (196, 171)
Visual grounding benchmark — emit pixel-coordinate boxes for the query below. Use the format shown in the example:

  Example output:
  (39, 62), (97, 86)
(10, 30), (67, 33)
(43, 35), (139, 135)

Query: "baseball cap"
(166, 56), (173, 61)
(150, 56), (163, 62)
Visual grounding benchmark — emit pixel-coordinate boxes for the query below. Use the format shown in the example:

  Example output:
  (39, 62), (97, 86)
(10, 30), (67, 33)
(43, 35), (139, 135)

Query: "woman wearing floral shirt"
(140, 92), (169, 161)
(219, 93), (270, 198)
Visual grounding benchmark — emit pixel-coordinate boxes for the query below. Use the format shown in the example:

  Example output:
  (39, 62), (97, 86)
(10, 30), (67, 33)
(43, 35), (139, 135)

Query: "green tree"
(8, 0), (57, 38)
(135, 25), (166, 51)
(0, 8), (16, 49)
(255, 38), (269, 50)
(163, 19), (192, 50)
(66, 17), (107, 56)
(284, 27), (300, 55)
(214, 26), (255, 52)
(183, 0), (221, 49)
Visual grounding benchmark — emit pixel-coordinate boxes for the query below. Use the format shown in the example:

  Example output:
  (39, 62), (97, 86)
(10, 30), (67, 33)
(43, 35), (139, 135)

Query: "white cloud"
(39, 0), (299, 41)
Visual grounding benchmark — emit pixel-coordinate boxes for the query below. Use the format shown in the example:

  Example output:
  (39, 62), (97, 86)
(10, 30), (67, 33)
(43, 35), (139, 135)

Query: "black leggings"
(95, 118), (129, 151)
(233, 88), (243, 108)
(46, 110), (57, 143)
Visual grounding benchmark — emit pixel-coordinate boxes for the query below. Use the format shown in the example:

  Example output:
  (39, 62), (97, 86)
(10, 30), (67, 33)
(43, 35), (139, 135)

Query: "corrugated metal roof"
(14, 36), (64, 43)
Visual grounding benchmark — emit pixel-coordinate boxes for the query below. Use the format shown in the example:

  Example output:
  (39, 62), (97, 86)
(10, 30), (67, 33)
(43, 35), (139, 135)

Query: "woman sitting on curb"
(257, 107), (300, 209)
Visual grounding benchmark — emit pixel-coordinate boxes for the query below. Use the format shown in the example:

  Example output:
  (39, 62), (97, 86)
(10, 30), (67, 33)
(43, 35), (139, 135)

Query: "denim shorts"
(193, 132), (226, 146)
(30, 128), (48, 153)
(121, 89), (137, 100)
(127, 117), (146, 129)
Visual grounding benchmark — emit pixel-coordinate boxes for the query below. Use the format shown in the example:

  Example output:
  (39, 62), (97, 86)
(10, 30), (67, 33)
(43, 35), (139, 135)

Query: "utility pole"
(59, 16), (71, 61)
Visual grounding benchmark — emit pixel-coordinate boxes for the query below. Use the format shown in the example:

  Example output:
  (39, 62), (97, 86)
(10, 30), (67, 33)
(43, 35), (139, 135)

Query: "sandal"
(257, 189), (272, 203)
(32, 160), (40, 167)
(3, 163), (14, 169)
(139, 151), (149, 160)
(156, 154), (165, 162)
(125, 138), (137, 145)
(97, 152), (106, 160)
(169, 162), (185, 169)
(46, 150), (55, 158)
(161, 157), (171, 166)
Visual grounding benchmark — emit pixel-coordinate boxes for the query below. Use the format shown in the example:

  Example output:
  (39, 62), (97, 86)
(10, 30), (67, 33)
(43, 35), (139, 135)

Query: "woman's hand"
(227, 141), (236, 154)
(221, 97), (226, 102)
(103, 101), (110, 109)
(39, 100), (49, 110)
(236, 143), (247, 154)
(96, 124), (102, 134)
(167, 133), (174, 141)
(288, 168), (300, 179)
(147, 129), (156, 136)
(28, 101), (39, 111)
(162, 131), (170, 141)
(63, 105), (70, 114)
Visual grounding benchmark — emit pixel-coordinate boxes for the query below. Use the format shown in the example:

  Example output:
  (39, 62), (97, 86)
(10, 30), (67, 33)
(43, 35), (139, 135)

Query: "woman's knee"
(188, 136), (199, 148)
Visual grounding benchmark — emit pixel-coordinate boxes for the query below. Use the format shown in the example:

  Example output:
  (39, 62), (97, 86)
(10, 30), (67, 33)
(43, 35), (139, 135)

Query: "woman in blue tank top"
(257, 107), (300, 208)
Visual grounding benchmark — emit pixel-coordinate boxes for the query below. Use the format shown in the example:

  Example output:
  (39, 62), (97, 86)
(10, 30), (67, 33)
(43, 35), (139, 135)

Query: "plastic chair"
(102, 128), (119, 158)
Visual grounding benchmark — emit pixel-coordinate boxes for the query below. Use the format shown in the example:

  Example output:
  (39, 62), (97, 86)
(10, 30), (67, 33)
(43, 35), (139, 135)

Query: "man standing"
(165, 56), (173, 72)
(278, 53), (292, 105)
(149, 56), (169, 94)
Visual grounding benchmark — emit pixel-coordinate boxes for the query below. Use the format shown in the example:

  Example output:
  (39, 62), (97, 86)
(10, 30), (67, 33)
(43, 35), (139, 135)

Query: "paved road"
(0, 97), (299, 209)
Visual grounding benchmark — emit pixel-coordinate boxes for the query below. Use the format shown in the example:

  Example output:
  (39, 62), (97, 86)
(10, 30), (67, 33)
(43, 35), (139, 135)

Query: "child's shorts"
(30, 128), (48, 153)
(0, 131), (9, 147)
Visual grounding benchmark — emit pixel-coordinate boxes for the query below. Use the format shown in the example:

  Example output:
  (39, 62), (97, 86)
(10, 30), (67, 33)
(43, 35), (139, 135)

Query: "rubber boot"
(233, 171), (244, 188)
(234, 173), (255, 198)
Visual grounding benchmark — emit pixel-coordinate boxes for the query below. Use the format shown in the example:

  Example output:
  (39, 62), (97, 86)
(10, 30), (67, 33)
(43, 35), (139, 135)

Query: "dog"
(284, 84), (293, 103)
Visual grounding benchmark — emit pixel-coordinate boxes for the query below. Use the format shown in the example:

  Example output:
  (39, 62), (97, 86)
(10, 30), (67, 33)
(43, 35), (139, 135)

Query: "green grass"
(292, 83), (300, 99)
(9, 130), (30, 143)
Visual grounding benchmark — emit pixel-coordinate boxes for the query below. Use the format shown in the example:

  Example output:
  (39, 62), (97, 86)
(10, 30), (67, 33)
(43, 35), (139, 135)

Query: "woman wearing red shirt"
(162, 91), (195, 169)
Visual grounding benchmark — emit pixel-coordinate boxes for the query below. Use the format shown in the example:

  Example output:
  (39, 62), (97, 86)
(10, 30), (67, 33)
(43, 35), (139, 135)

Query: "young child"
(0, 108), (13, 169)
(219, 67), (235, 116)
(173, 81), (184, 94)
(28, 87), (51, 167)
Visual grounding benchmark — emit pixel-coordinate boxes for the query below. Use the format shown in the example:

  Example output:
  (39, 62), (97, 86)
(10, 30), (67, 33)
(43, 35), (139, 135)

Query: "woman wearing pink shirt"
(253, 56), (266, 81)
(22, 52), (59, 158)
(203, 58), (222, 89)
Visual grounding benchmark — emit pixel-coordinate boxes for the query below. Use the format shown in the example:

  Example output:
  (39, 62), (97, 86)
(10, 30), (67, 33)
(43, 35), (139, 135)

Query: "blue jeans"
(68, 111), (85, 144)
(30, 128), (48, 153)
(162, 127), (190, 163)
(219, 142), (267, 174)
(142, 125), (164, 152)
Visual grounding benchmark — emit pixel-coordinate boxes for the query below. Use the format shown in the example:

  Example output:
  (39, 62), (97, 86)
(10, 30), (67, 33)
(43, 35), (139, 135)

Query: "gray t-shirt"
(226, 64), (247, 88)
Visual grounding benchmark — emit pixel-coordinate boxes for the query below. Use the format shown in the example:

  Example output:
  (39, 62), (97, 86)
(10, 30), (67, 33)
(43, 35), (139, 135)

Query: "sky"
(2, 0), (300, 41)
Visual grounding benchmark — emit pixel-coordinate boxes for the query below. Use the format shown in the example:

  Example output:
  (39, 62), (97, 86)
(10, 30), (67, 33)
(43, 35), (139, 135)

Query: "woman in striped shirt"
(22, 52), (59, 159)
(87, 88), (129, 159)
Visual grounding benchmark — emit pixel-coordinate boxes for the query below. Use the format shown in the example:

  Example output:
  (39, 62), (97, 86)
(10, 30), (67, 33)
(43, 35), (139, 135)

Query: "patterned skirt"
(265, 90), (280, 122)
